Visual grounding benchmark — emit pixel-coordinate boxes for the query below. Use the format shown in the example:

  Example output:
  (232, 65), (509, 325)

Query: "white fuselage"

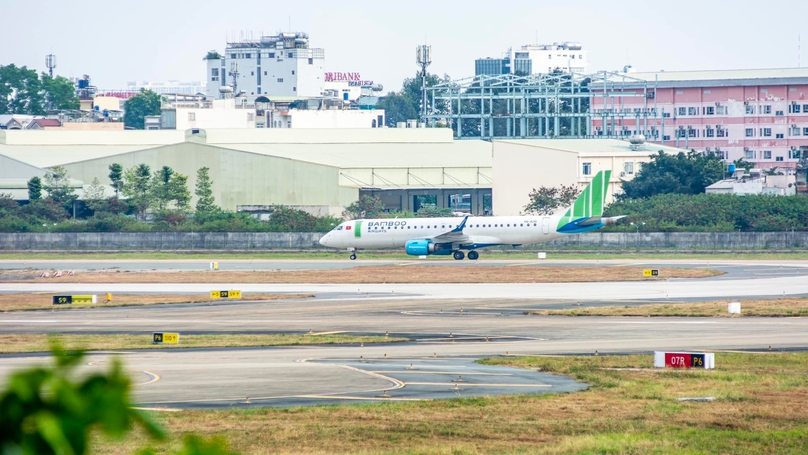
(319, 215), (567, 250)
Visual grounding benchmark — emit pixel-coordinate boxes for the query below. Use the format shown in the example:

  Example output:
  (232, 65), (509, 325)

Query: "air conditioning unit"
(715, 102), (721, 107)
(620, 171), (626, 176)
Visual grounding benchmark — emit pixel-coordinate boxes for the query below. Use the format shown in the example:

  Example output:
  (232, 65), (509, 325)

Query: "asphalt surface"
(1, 258), (807, 409)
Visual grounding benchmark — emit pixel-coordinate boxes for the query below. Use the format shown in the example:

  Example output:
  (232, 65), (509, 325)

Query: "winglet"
(451, 215), (470, 233)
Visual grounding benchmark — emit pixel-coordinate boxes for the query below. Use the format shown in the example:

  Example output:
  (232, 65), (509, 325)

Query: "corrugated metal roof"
(494, 138), (688, 155)
(620, 67), (808, 83)
(0, 145), (160, 168)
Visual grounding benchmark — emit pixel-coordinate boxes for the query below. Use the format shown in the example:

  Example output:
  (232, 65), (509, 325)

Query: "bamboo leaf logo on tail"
(557, 170), (611, 230)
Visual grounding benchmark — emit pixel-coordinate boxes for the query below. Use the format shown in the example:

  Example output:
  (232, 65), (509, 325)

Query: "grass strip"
(0, 333), (408, 354)
(0, 293), (312, 312)
(528, 297), (808, 317)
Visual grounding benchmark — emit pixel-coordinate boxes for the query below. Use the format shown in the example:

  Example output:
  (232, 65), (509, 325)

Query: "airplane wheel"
(467, 251), (479, 260)
(453, 251), (465, 260)
(350, 253), (357, 260)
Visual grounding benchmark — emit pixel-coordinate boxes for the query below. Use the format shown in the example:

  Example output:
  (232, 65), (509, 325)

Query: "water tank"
(343, 92), (349, 101)
(728, 163), (736, 174)
(629, 134), (646, 145)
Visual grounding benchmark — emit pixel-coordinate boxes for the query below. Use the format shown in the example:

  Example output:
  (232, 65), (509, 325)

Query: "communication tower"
(416, 45), (432, 124)
(45, 54), (56, 77)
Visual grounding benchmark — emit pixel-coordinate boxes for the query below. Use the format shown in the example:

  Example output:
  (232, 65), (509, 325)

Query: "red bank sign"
(324, 72), (373, 87)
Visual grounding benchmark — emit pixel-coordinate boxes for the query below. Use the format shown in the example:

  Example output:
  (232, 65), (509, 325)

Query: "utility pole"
(416, 45), (432, 126)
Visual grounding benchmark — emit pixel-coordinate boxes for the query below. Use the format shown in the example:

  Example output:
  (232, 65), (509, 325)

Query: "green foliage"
(122, 164), (152, 220)
(194, 167), (218, 215)
(343, 195), (385, 219)
(123, 89), (162, 130)
(40, 74), (80, 111)
(108, 163), (123, 197)
(0, 64), (44, 115)
(204, 51), (222, 60)
(376, 93), (417, 127)
(604, 193), (808, 232)
(150, 166), (191, 212)
(266, 206), (319, 232)
(0, 344), (164, 455)
(620, 150), (725, 199)
(27, 176), (42, 201)
(733, 158), (755, 172)
(524, 183), (582, 215)
(82, 178), (107, 212)
(415, 206), (455, 218)
(43, 167), (78, 214)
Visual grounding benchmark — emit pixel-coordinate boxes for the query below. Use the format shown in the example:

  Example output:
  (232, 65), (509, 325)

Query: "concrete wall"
(1, 231), (807, 251)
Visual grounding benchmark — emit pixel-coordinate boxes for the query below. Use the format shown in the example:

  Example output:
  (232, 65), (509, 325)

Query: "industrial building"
(1, 128), (698, 217)
(475, 42), (588, 76)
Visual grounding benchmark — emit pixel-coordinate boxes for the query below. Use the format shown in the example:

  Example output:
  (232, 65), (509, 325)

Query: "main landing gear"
(348, 248), (357, 260)
(453, 250), (479, 261)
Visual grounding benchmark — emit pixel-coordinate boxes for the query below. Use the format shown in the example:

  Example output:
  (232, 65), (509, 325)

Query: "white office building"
(517, 42), (588, 74)
(205, 32), (325, 101)
(126, 80), (206, 95)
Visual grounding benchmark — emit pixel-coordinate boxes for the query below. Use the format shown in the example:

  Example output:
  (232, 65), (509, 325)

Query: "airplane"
(319, 170), (624, 260)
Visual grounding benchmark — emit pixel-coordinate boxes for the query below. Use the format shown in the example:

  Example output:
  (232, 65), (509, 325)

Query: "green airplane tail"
(557, 170), (611, 227)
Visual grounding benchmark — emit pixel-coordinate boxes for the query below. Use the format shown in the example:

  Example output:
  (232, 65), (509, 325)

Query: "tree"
(43, 167), (78, 215)
(150, 166), (190, 212)
(524, 183), (582, 215)
(0, 64), (45, 115)
(123, 164), (153, 220)
(167, 173), (191, 211)
(619, 150), (725, 200)
(343, 195), (385, 219)
(732, 158), (755, 172)
(108, 163), (123, 197)
(195, 167), (218, 215)
(40, 73), (80, 111)
(27, 176), (42, 201)
(82, 178), (107, 212)
(376, 93), (418, 127)
(123, 89), (162, 129)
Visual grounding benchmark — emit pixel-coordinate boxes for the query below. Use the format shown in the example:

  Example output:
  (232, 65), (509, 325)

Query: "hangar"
(0, 128), (689, 217)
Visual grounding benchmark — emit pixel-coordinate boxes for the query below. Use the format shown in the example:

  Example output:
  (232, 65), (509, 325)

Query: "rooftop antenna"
(45, 54), (56, 77)
(416, 44), (432, 125)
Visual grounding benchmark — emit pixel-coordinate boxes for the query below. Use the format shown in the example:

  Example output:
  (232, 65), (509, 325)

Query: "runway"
(1, 258), (807, 409)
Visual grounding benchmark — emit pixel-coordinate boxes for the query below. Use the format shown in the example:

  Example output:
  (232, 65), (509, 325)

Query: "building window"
(678, 107), (686, 116)
(776, 110), (784, 116)
(211, 68), (219, 77)
(293, 86), (296, 92)
(308, 58), (313, 65)
(745, 150), (755, 159)
(745, 105), (755, 115)
(288, 52), (293, 58)
(804, 104), (808, 112)
(250, 71), (254, 76)
(763, 128), (772, 137)
(291, 70), (295, 75)
(706, 128), (715, 137)
(188, 112), (195, 121)
(776, 156), (784, 162)
(706, 106), (715, 115)
(790, 149), (802, 159)
(662, 112), (671, 118)
(624, 162), (634, 175)
(269, 52), (275, 58)
(776, 133), (784, 139)
(792, 127), (801, 136)
(763, 151), (772, 160)
(277, 78), (283, 83)
(231, 53), (236, 59)
(763, 105), (772, 114)
(662, 135), (671, 141)
(688, 107), (697, 116)
(745, 128), (755, 137)
(582, 162), (592, 176)
(804, 127), (808, 136)
(716, 106), (727, 115)
(791, 104), (801, 113)
(245, 53), (251, 59)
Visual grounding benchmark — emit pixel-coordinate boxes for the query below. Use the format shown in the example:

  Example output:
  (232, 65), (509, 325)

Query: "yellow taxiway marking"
(405, 382), (551, 387)
(370, 371), (513, 376)
(138, 370), (160, 387)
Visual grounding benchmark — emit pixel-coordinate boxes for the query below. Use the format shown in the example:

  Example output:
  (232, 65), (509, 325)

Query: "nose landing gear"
(348, 247), (357, 260)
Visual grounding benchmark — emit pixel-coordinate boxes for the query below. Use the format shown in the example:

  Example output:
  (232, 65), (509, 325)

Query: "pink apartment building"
(591, 68), (808, 169)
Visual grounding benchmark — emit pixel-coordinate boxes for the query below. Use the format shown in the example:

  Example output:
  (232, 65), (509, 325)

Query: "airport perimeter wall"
(0, 231), (807, 251)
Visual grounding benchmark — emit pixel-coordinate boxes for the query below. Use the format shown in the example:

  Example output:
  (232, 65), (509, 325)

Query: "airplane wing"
(426, 215), (471, 244)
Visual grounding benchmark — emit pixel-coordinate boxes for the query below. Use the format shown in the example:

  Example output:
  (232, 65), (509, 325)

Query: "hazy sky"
(2, 0), (807, 91)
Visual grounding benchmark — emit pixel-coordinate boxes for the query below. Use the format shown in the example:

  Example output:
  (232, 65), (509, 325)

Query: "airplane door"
(542, 217), (550, 235)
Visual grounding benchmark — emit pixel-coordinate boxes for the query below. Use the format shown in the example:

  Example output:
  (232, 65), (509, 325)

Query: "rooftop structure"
(475, 41), (588, 76)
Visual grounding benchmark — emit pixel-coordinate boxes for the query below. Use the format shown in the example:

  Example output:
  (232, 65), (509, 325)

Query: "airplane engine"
(405, 240), (452, 256)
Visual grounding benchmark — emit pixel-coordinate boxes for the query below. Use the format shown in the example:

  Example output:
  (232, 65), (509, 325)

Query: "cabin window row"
(370, 223), (539, 230)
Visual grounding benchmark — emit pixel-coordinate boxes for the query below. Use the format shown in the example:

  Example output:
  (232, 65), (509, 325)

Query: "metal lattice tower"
(45, 54), (56, 77)
(416, 45), (432, 125)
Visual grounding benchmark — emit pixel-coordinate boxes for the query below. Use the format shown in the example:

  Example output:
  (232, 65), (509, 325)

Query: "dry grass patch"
(8, 266), (721, 284)
(0, 333), (408, 354)
(529, 297), (808, 317)
(91, 353), (808, 455)
(0, 293), (311, 312)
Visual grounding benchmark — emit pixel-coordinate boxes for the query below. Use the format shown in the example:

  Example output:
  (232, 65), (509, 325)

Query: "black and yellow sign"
(153, 332), (180, 344)
(52, 295), (97, 305)
(53, 295), (72, 305)
(643, 269), (660, 277)
(210, 290), (242, 299)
